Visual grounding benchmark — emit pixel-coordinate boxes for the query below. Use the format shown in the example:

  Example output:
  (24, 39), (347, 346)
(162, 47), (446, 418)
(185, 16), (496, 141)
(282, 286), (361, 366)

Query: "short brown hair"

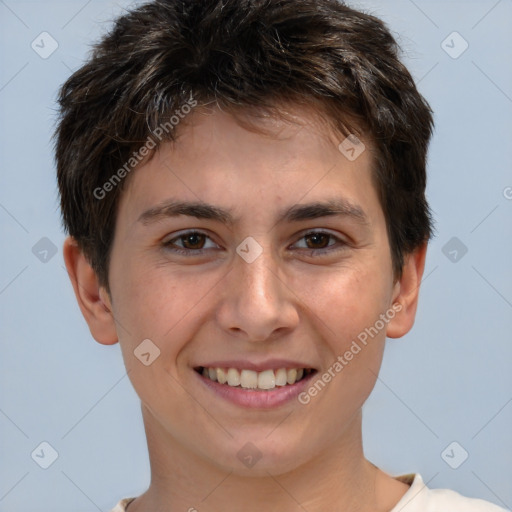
(55, 0), (434, 288)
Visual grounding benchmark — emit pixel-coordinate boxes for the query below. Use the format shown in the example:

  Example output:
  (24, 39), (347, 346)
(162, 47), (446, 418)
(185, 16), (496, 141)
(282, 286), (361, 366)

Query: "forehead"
(116, 106), (381, 230)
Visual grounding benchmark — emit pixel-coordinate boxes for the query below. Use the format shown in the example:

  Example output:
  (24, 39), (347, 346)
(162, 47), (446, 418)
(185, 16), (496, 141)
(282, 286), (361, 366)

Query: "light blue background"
(1, 1), (511, 510)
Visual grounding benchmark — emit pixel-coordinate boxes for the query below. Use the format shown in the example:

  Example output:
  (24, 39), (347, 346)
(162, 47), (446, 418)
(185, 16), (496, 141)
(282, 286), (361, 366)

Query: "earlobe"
(63, 237), (118, 345)
(386, 243), (428, 339)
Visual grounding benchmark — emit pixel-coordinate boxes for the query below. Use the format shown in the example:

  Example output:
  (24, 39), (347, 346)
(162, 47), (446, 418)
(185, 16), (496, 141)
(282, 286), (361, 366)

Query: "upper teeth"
(200, 367), (307, 390)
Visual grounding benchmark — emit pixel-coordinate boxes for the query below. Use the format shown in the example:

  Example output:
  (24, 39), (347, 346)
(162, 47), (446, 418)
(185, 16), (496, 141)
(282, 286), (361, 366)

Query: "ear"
(63, 236), (118, 345)
(386, 243), (428, 339)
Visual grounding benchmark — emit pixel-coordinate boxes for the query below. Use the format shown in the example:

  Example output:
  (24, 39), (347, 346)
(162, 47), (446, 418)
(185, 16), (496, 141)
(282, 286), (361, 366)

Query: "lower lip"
(194, 369), (317, 409)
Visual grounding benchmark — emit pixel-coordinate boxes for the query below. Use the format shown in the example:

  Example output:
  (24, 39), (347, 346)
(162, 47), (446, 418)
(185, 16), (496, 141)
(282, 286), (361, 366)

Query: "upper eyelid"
(162, 230), (220, 252)
(163, 229), (217, 244)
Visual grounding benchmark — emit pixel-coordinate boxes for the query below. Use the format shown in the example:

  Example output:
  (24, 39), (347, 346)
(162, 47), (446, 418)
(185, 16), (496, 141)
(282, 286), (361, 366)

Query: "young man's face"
(70, 106), (424, 475)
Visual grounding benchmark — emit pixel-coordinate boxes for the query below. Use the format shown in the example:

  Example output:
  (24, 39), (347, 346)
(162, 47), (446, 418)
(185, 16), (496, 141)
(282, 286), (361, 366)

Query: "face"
(98, 107), (407, 474)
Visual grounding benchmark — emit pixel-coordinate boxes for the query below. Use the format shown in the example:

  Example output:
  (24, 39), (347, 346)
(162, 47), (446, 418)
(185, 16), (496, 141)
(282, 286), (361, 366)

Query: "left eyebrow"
(281, 199), (370, 227)
(137, 197), (370, 228)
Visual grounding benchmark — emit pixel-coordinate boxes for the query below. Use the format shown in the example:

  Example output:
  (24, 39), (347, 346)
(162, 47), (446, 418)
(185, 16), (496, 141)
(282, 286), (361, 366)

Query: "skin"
(64, 106), (427, 512)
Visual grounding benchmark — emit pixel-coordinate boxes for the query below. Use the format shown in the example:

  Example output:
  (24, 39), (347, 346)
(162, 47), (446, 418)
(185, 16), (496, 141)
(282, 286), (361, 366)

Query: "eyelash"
(162, 230), (348, 257)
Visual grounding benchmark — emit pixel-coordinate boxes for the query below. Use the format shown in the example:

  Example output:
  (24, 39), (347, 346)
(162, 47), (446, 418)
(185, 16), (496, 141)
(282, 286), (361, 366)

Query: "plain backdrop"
(1, 1), (511, 511)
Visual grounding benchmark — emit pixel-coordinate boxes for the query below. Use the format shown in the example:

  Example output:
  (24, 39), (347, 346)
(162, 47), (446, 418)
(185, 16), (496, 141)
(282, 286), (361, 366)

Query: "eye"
(162, 230), (218, 255)
(292, 230), (347, 255)
(162, 229), (347, 257)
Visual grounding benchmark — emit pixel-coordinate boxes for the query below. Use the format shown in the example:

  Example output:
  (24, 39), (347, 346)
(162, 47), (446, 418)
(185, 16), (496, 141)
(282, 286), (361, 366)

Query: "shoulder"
(390, 474), (509, 512)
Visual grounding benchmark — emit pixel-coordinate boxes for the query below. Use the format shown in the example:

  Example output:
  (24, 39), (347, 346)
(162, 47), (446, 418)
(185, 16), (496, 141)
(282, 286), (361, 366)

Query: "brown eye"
(162, 230), (218, 255)
(304, 232), (331, 249)
(293, 230), (347, 256)
(179, 232), (206, 250)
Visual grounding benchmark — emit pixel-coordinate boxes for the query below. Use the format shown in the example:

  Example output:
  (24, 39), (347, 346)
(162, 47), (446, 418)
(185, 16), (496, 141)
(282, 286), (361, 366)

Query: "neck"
(127, 405), (407, 512)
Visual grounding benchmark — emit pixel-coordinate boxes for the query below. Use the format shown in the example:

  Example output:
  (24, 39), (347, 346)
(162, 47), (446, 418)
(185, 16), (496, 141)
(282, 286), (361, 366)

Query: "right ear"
(62, 236), (118, 345)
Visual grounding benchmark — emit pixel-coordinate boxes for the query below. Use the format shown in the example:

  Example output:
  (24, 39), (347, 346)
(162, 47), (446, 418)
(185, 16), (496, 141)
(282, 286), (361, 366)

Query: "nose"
(215, 241), (299, 342)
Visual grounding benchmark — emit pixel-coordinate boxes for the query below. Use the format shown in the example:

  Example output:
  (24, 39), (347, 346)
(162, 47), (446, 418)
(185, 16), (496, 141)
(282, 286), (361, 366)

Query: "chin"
(207, 433), (317, 476)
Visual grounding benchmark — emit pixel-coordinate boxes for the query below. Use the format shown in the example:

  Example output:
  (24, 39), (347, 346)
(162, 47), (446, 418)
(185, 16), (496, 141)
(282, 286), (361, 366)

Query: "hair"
(55, 0), (434, 289)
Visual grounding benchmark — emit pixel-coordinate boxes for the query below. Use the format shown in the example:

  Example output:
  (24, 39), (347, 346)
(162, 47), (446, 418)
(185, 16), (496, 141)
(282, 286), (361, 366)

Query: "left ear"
(386, 243), (428, 339)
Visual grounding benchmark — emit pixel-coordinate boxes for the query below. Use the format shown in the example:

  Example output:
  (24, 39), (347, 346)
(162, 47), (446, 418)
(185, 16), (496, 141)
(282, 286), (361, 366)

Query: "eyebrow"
(138, 197), (370, 227)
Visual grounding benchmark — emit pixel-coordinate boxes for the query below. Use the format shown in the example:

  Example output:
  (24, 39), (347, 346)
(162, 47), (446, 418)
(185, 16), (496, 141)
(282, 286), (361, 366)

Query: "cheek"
(111, 255), (186, 337)
(109, 263), (197, 415)
(109, 257), (225, 376)
(298, 271), (389, 433)
(297, 260), (392, 404)
(301, 261), (392, 346)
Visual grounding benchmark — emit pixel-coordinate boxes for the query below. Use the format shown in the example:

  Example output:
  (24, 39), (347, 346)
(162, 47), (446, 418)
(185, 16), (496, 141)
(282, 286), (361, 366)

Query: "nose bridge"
(217, 238), (298, 341)
(238, 243), (278, 303)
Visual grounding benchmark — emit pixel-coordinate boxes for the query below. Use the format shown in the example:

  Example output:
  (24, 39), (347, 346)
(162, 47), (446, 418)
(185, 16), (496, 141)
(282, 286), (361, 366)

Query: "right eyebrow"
(138, 200), (235, 226)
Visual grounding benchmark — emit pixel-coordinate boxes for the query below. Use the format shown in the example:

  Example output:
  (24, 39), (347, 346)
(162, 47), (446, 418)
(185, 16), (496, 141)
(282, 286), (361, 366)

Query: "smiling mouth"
(194, 366), (317, 391)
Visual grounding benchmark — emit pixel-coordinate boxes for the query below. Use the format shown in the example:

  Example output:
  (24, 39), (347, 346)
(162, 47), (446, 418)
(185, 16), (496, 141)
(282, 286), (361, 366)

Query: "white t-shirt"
(389, 474), (508, 511)
(110, 474), (509, 511)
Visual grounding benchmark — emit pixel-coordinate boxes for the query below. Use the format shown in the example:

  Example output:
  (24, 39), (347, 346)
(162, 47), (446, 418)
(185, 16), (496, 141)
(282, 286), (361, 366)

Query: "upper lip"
(194, 359), (317, 372)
